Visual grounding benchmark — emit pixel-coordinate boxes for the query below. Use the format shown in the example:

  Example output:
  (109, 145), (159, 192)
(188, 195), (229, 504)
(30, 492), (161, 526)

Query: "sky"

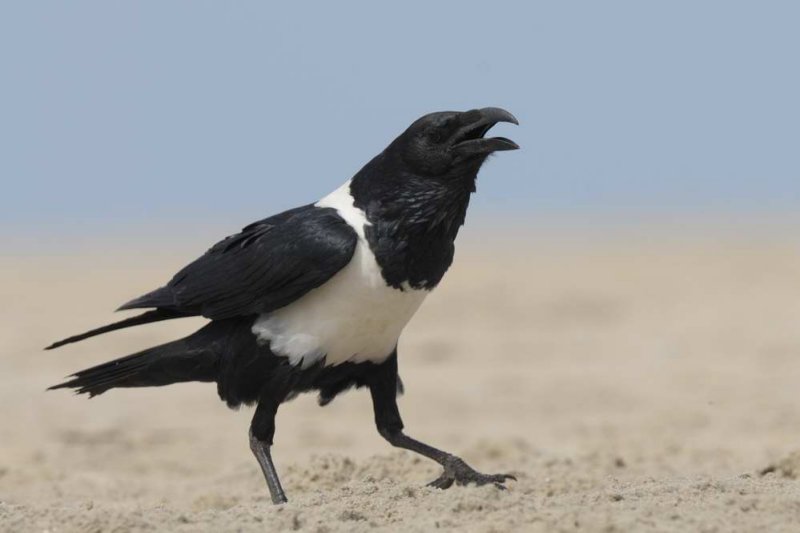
(1, 1), (798, 244)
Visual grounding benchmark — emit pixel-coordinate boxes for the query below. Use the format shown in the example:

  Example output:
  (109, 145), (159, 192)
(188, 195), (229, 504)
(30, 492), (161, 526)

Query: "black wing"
(119, 204), (358, 320)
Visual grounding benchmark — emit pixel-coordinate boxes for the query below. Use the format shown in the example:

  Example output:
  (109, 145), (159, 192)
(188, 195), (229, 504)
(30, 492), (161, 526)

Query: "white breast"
(251, 180), (428, 368)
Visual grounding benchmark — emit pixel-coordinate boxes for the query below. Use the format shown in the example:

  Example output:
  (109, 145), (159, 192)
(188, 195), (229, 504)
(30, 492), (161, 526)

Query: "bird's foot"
(427, 456), (516, 490)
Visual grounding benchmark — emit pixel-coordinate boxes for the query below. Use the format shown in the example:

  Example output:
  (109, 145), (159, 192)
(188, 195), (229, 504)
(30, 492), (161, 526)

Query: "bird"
(47, 107), (520, 504)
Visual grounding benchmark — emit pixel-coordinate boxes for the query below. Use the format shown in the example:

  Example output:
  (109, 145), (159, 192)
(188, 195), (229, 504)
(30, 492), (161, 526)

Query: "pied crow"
(48, 107), (520, 504)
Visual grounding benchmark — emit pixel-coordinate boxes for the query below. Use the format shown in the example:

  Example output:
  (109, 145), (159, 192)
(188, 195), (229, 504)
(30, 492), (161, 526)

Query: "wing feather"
(119, 205), (357, 320)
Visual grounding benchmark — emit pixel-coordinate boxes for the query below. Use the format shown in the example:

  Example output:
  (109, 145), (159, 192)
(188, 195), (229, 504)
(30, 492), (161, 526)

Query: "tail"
(45, 309), (188, 350)
(48, 335), (219, 397)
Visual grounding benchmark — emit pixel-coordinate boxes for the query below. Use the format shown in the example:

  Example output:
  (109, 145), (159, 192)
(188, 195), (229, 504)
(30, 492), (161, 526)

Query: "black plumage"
(120, 205), (358, 320)
(48, 107), (519, 504)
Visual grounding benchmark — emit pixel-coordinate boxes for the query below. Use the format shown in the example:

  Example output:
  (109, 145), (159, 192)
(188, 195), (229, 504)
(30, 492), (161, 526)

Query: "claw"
(426, 456), (516, 491)
(427, 474), (455, 490)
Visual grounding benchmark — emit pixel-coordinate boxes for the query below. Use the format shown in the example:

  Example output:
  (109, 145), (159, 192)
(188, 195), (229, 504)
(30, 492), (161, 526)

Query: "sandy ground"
(2, 231), (800, 532)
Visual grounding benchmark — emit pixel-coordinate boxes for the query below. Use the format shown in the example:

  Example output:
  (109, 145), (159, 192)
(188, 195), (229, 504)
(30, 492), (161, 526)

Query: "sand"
(2, 232), (800, 532)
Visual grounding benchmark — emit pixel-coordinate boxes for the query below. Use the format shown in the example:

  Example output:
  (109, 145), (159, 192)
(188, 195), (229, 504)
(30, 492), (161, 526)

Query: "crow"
(48, 107), (519, 504)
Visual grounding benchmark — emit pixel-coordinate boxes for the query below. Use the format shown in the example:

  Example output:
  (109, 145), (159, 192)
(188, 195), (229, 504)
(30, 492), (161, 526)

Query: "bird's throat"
(350, 164), (475, 291)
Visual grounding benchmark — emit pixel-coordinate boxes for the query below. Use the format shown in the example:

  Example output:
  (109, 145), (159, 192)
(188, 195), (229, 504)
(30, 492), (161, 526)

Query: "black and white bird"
(48, 107), (519, 504)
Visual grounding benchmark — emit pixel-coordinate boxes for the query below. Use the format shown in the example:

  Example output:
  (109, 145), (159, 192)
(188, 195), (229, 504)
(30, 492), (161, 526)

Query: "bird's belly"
(252, 241), (428, 368)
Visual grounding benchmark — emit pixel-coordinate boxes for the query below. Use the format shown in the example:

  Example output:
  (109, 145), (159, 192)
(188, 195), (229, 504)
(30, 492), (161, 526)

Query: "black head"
(349, 107), (519, 290)
(387, 107), (519, 177)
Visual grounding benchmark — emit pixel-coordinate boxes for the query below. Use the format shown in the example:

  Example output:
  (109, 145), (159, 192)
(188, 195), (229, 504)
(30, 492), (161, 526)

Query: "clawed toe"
(426, 456), (516, 491)
(427, 473), (455, 490)
(479, 473), (516, 490)
(458, 471), (516, 489)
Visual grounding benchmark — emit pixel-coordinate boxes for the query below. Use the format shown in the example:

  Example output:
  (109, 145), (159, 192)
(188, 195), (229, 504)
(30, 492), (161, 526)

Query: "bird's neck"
(349, 154), (476, 290)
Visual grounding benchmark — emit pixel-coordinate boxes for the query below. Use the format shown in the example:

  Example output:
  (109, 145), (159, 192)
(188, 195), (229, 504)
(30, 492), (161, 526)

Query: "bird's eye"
(427, 129), (444, 143)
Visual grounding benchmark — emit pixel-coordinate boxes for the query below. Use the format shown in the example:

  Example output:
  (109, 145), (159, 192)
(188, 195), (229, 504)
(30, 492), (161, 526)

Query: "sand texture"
(2, 236), (800, 532)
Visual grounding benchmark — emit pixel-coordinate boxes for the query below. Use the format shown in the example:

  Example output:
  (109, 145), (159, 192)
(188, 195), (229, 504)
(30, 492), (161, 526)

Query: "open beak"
(451, 107), (519, 155)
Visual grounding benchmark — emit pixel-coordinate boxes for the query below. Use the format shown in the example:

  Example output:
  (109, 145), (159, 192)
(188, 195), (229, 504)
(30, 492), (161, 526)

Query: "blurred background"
(2, 2), (799, 531)
(2, 1), (798, 250)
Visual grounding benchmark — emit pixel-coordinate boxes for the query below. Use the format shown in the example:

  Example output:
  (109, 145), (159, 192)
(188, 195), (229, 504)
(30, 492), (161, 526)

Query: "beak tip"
(480, 107), (519, 126)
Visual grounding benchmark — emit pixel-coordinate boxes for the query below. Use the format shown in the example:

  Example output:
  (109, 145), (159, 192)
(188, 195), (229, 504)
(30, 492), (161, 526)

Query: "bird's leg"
(367, 352), (516, 490)
(249, 396), (288, 504)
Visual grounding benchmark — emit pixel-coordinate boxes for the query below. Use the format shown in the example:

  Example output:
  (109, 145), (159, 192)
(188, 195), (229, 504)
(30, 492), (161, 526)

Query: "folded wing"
(48, 205), (358, 349)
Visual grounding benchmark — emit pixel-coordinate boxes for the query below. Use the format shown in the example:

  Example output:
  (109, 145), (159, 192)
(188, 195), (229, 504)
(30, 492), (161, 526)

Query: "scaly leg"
(368, 351), (515, 490)
(249, 396), (288, 504)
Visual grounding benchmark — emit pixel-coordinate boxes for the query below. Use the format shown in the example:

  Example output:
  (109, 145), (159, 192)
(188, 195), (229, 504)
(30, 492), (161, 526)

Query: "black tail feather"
(48, 338), (219, 397)
(45, 309), (187, 350)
